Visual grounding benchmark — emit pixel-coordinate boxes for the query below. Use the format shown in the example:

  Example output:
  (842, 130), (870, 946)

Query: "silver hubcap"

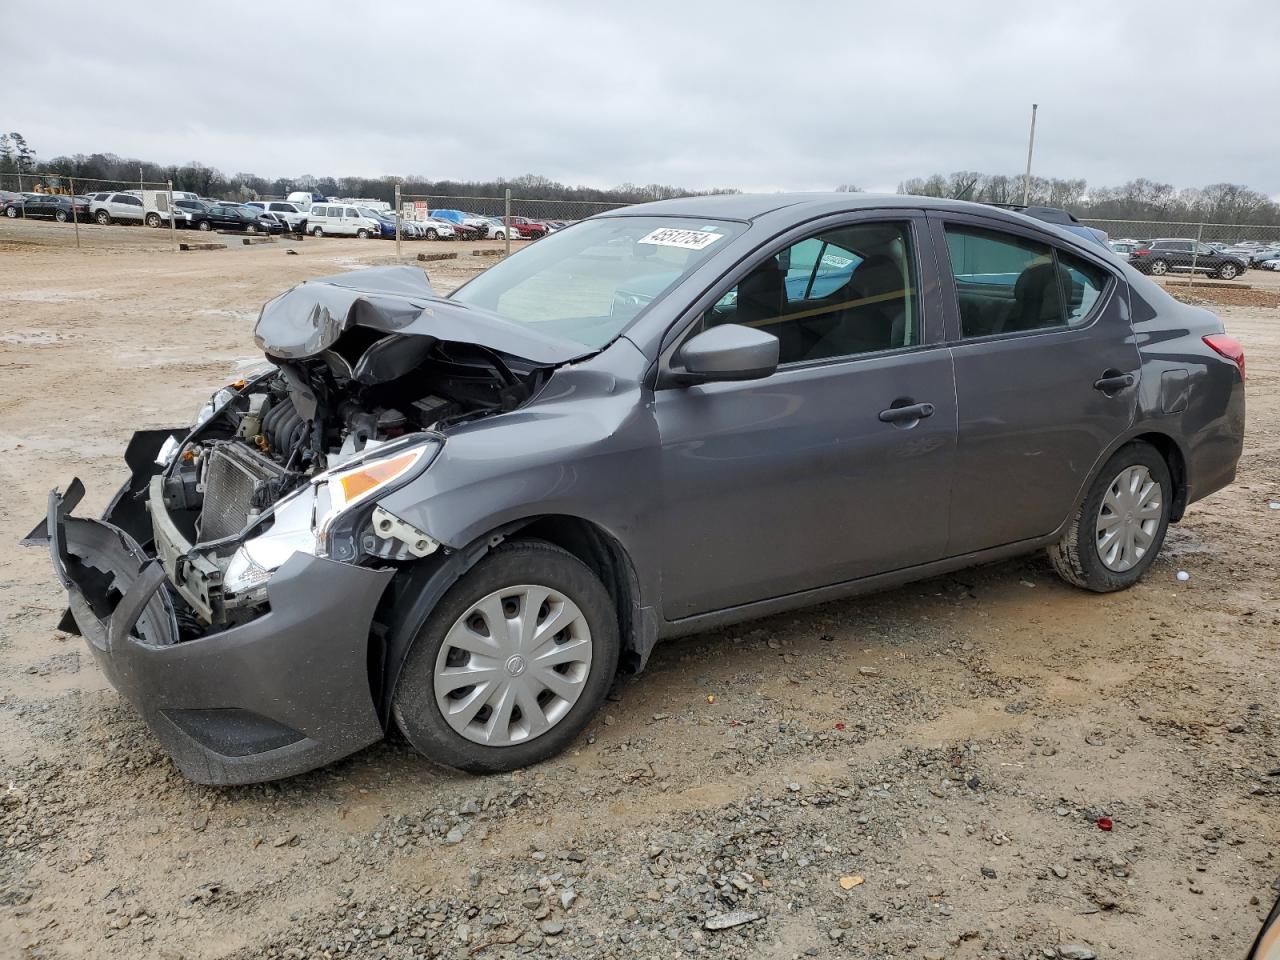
(1096, 465), (1162, 572)
(434, 584), (592, 746)
(1151, 261), (1167, 274)
(1222, 265), (1236, 278)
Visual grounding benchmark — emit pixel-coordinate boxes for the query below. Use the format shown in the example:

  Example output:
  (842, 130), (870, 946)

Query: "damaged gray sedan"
(30, 194), (1245, 784)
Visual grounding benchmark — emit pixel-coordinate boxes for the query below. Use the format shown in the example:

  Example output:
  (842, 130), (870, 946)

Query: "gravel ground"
(0, 219), (1278, 960)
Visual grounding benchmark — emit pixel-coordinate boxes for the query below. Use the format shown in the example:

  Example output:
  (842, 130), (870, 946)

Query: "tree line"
(0, 135), (739, 209)
(3, 131), (1278, 226)
(895, 171), (1280, 226)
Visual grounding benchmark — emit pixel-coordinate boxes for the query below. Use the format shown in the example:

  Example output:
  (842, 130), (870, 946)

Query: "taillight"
(1131, 248), (1149, 257)
(1203, 334), (1245, 382)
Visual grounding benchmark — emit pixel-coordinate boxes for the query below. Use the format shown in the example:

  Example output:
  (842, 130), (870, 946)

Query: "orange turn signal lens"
(335, 451), (422, 504)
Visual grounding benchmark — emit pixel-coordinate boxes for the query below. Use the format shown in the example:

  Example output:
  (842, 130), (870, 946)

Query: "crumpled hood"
(253, 266), (591, 366)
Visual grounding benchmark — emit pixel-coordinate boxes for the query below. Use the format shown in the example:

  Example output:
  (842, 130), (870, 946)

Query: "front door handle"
(879, 401), (935, 423)
(1094, 372), (1135, 393)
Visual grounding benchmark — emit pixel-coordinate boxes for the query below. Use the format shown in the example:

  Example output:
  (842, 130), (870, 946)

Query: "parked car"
(31, 193), (1245, 785)
(306, 203), (382, 238)
(356, 207), (399, 240)
(1109, 240), (1139, 259)
(485, 217), (514, 240)
(1260, 258), (1280, 272)
(90, 192), (146, 225)
(245, 201), (309, 234)
(193, 203), (284, 234)
(1129, 239), (1248, 280)
(2, 193), (88, 222)
(1246, 247), (1280, 267)
(413, 217), (456, 240)
(504, 215), (549, 239)
(431, 209), (490, 238)
(1012, 205), (1110, 248)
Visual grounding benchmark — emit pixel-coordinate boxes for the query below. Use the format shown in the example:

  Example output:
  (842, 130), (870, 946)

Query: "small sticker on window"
(637, 228), (724, 251)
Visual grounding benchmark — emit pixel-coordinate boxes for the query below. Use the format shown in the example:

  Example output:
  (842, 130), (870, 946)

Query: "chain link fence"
(1082, 219), (1280, 283)
(1, 170), (186, 251)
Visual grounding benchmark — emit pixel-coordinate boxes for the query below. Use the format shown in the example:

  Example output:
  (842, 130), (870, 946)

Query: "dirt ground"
(0, 218), (1278, 960)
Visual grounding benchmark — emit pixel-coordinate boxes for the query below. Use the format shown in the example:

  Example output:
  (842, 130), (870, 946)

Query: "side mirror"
(671, 324), (779, 386)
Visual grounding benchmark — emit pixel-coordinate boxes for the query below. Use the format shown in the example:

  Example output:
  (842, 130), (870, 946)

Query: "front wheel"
(356, 228), (370, 239)
(1048, 441), (1172, 592)
(1217, 262), (1239, 280)
(246, 224), (258, 234)
(145, 213), (161, 228)
(95, 211), (111, 225)
(1147, 258), (1170, 276)
(197, 220), (211, 231)
(425, 228), (438, 240)
(311, 226), (323, 237)
(4, 207), (16, 218)
(392, 540), (620, 774)
(54, 210), (68, 222)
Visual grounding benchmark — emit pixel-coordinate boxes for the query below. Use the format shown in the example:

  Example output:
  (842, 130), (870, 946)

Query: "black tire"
(356, 228), (370, 239)
(392, 539), (620, 774)
(145, 213), (160, 228)
(1147, 258), (1170, 276)
(54, 210), (68, 222)
(1048, 441), (1173, 593)
(246, 224), (258, 234)
(95, 210), (111, 225)
(4, 206), (16, 218)
(1216, 262), (1240, 280)
(197, 220), (211, 231)
(425, 227), (438, 240)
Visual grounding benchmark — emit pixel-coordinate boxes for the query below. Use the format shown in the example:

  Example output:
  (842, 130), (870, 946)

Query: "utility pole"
(1021, 103), (1038, 206)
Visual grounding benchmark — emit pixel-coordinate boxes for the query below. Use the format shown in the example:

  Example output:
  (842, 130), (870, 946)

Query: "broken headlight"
(313, 437), (440, 562)
(221, 437), (441, 604)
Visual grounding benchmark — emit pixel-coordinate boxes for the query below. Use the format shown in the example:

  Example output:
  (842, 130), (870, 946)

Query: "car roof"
(605, 191), (1079, 228)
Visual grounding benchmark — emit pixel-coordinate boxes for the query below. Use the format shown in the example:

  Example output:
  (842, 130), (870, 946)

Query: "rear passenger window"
(1057, 250), (1109, 325)
(945, 226), (1105, 338)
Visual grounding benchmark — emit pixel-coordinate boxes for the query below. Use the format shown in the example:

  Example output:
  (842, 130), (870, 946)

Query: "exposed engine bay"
(145, 267), (571, 633)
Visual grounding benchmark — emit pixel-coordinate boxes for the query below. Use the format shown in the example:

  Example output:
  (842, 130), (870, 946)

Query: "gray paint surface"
(37, 192), (1246, 784)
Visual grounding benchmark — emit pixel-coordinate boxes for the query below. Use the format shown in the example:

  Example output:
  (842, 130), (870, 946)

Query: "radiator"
(198, 442), (287, 543)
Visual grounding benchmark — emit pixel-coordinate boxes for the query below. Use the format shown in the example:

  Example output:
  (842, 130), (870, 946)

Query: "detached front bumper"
(30, 478), (394, 786)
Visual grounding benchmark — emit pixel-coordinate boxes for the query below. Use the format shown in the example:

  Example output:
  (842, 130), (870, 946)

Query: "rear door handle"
(1093, 373), (1135, 393)
(879, 402), (935, 423)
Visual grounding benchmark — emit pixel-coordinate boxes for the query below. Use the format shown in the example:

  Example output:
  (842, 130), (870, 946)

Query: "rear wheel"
(311, 226), (324, 237)
(1216, 262), (1240, 280)
(1147, 259), (1170, 276)
(95, 210), (111, 225)
(1048, 441), (1172, 592)
(4, 207), (16, 218)
(392, 540), (620, 774)
(246, 224), (258, 234)
(425, 227), (438, 240)
(54, 210), (68, 222)
(197, 220), (211, 231)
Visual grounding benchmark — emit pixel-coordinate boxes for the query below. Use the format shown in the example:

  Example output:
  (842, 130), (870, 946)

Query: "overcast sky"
(9, 1), (1279, 197)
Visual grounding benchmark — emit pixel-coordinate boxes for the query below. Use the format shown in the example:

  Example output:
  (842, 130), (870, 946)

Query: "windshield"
(450, 216), (743, 349)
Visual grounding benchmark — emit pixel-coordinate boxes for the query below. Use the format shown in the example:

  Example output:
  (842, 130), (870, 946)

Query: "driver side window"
(702, 221), (919, 364)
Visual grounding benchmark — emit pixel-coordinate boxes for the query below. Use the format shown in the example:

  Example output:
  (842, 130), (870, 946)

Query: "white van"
(286, 191), (317, 212)
(306, 203), (381, 238)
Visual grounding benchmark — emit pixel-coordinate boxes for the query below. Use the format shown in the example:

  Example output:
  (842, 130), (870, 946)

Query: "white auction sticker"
(637, 227), (724, 251)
